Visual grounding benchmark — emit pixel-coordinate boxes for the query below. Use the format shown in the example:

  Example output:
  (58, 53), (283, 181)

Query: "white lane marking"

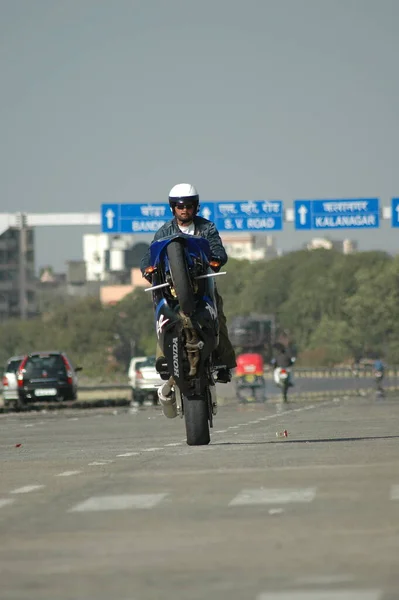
(268, 508), (284, 515)
(295, 575), (355, 585)
(164, 442), (182, 447)
(142, 447), (163, 452)
(56, 471), (82, 477)
(229, 487), (316, 507)
(117, 452), (139, 457)
(257, 592), (382, 600)
(390, 485), (399, 500)
(0, 499), (15, 508)
(69, 493), (168, 512)
(10, 485), (44, 494)
(213, 430), (227, 434)
(257, 402), (328, 423)
(24, 424), (34, 427)
(68, 418), (79, 421)
(88, 461), (114, 466)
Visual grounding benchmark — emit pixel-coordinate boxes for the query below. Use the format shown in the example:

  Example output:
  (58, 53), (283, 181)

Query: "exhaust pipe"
(157, 377), (178, 419)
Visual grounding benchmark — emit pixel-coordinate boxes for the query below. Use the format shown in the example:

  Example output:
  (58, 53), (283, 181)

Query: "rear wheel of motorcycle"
(167, 240), (195, 315)
(183, 395), (210, 446)
(282, 383), (288, 403)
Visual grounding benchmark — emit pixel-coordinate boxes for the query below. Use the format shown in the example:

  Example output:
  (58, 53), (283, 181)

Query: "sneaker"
(215, 368), (232, 383)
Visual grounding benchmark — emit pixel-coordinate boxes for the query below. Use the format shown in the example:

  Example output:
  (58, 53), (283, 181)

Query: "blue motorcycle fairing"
(149, 233), (212, 269)
(148, 233), (219, 395)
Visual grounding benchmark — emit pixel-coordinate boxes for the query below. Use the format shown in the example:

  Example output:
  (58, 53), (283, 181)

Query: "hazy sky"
(1, 0), (398, 270)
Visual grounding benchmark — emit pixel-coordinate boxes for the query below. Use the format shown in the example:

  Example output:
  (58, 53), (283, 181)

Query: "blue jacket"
(140, 216), (228, 274)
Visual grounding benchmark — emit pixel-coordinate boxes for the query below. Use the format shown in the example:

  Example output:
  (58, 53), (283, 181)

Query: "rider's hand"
(142, 271), (153, 283)
(143, 266), (156, 283)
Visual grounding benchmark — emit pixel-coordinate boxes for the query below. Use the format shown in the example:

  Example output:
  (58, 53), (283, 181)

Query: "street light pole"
(17, 212), (28, 320)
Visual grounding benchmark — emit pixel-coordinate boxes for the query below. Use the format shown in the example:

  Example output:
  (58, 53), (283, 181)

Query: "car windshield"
(136, 356), (156, 369)
(24, 355), (66, 377)
(6, 359), (22, 374)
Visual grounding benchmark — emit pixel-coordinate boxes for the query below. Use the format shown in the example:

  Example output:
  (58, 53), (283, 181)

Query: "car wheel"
(14, 396), (25, 412)
(132, 389), (144, 406)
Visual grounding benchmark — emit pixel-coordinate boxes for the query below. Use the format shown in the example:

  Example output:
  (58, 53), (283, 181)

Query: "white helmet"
(168, 183), (200, 214)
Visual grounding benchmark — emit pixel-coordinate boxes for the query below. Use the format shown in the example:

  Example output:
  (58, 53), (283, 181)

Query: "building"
(0, 226), (37, 321)
(36, 262), (102, 313)
(306, 237), (358, 254)
(83, 234), (150, 282)
(221, 233), (279, 261)
(100, 268), (148, 305)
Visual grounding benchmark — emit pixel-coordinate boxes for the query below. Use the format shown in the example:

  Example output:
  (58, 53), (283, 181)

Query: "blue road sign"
(102, 204), (120, 233)
(212, 200), (283, 232)
(101, 203), (169, 234)
(101, 201), (283, 233)
(294, 200), (312, 230)
(392, 198), (399, 228)
(294, 199), (380, 230)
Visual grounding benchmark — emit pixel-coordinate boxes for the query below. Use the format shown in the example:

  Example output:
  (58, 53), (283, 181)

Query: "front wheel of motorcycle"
(183, 395), (210, 446)
(167, 239), (196, 315)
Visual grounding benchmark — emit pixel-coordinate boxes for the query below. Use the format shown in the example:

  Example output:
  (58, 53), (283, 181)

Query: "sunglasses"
(175, 203), (194, 210)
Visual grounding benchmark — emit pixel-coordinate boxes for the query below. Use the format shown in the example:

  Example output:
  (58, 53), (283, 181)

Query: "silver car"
(128, 356), (162, 406)
(2, 355), (24, 407)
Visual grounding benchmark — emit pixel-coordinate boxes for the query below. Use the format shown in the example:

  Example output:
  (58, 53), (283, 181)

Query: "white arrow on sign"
(298, 204), (308, 225)
(202, 207), (211, 220)
(396, 204), (399, 222)
(105, 208), (115, 229)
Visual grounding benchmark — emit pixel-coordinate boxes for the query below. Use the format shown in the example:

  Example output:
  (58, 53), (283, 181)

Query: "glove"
(142, 271), (153, 283)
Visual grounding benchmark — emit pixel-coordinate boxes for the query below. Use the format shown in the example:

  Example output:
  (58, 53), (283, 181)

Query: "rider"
(140, 183), (236, 383)
(373, 358), (385, 394)
(270, 342), (296, 386)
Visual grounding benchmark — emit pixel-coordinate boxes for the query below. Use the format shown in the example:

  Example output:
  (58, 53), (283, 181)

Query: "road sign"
(294, 199), (380, 230)
(101, 203), (169, 233)
(212, 200), (283, 232)
(392, 198), (399, 228)
(101, 201), (284, 234)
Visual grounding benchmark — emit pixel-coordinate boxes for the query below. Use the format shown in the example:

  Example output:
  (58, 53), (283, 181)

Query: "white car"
(128, 356), (162, 406)
(2, 355), (24, 407)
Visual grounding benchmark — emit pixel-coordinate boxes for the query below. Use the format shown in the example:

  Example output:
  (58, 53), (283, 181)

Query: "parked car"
(16, 351), (82, 406)
(128, 355), (162, 405)
(2, 355), (24, 407)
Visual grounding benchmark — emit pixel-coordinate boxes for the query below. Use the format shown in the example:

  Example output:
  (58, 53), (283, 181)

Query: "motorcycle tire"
(282, 382), (288, 403)
(183, 394), (210, 446)
(167, 240), (196, 315)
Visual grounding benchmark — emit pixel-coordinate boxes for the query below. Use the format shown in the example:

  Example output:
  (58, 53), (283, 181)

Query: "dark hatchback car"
(17, 351), (82, 405)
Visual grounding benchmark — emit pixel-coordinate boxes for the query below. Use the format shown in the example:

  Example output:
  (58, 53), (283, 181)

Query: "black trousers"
(214, 288), (237, 369)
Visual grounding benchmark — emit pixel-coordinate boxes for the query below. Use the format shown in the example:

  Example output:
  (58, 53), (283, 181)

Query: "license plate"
(34, 388), (57, 397)
(245, 375), (256, 383)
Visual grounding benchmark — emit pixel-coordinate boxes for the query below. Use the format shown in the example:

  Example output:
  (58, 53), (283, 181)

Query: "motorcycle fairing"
(149, 233), (212, 270)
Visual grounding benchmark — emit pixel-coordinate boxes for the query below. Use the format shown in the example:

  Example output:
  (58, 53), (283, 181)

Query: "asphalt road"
(1, 391), (399, 600)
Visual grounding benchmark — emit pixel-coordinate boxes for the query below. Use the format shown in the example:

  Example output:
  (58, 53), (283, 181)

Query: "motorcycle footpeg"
(155, 357), (170, 380)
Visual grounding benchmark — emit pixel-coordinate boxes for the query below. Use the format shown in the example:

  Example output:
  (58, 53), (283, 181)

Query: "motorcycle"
(144, 233), (226, 446)
(273, 359), (295, 403)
